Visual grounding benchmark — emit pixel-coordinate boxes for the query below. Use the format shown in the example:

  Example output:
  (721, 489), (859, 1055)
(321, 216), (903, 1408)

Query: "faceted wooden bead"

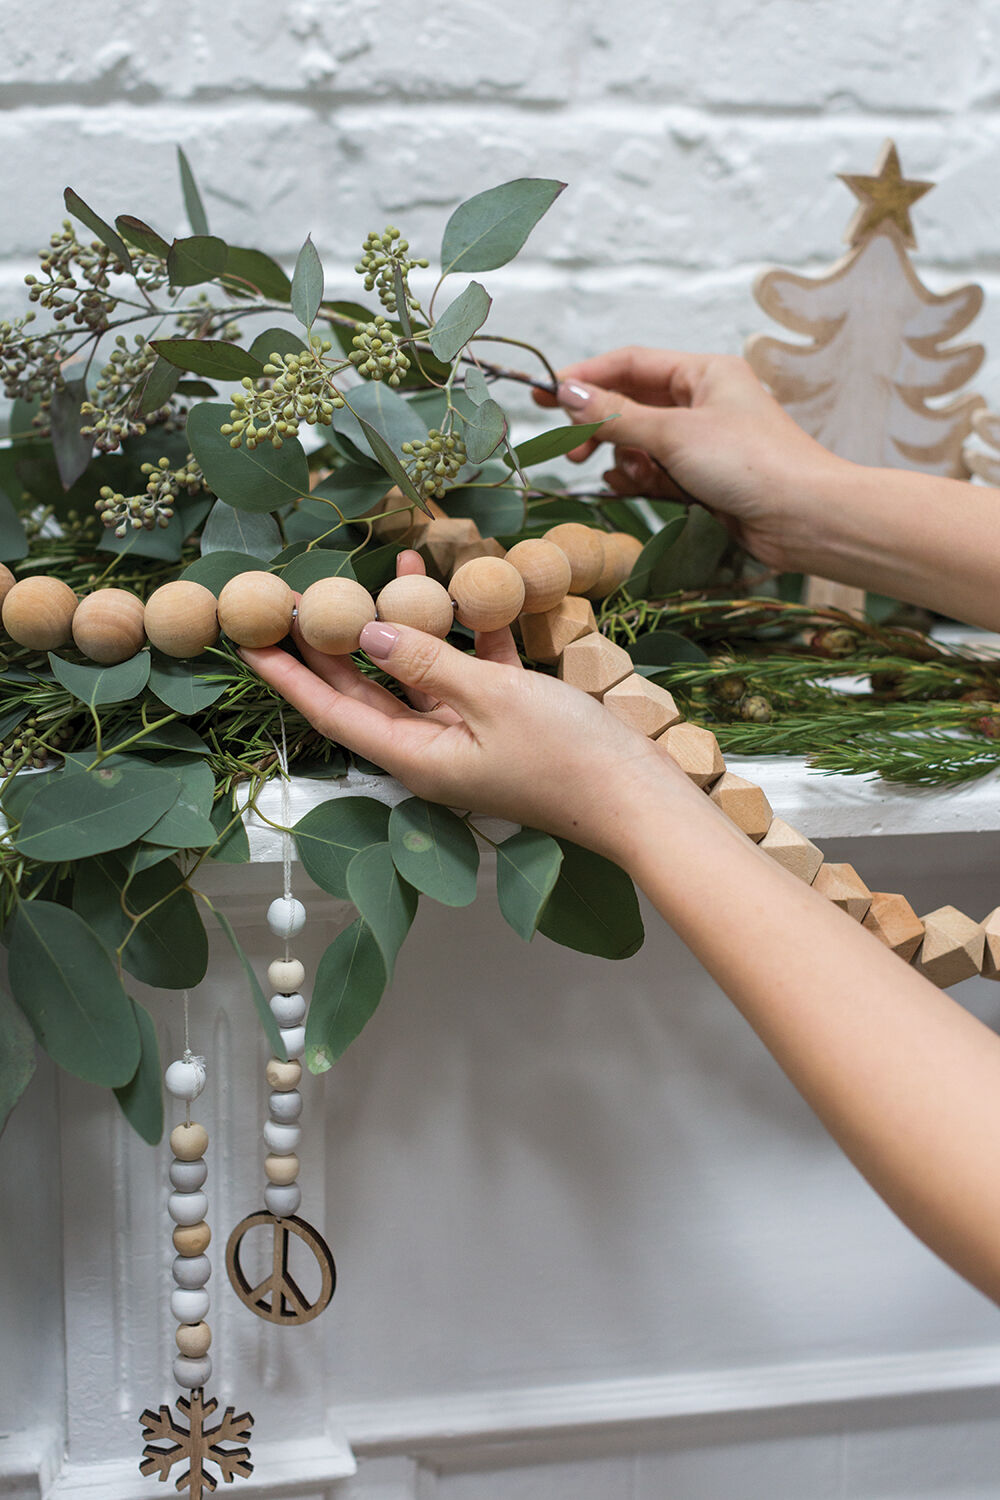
(812, 862), (872, 921)
(143, 580), (219, 659)
(453, 536), (507, 570)
(297, 576), (376, 655)
(504, 539), (573, 614)
(603, 674), (682, 738)
(0, 563), (16, 609)
(173, 1220), (212, 1256)
(758, 817), (824, 884)
(369, 487), (446, 543)
(520, 595), (597, 664)
(71, 588), (145, 664)
(265, 1152), (300, 1185)
(175, 1322), (212, 1358)
(557, 633), (633, 698)
(2, 575), (78, 650)
(542, 523), (606, 594)
(266, 1057), (302, 1091)
(656, 722), (726, 788)
(449, 556), (525, 632)
(376, 574), (454, 638)
(862, 892), (925, 962)
(417, 517), (481, 582)
(217, 570), (295, 648)
(708, 771), (773, 842)
(981, 907), (1000, 980)
(913, 905), (985, 987)
(268, 958), (305, 992)
(170, 1122), (209, 1161)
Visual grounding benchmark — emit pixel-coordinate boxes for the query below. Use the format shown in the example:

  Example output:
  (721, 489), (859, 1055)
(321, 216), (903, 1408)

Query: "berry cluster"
(400, 429), (467, 499)
(348, 316), (412, 385)
(79, 334), (174, 453)
(1, 715), (56, 774)
(23, 221), (123, 334)
(355, 227), (428, 315)
(222, 340), (345, 451)
(95, 455), (203, 538)
(0, 313), (64, 424)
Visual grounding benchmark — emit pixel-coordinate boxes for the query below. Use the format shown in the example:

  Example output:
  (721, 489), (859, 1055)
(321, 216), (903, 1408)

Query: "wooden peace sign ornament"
(226, 1211), (336, 1325)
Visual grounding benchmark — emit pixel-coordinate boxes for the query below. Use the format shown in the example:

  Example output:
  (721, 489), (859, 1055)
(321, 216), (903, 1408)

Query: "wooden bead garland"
(448, 556), (526, 632)
(2, 575), (78, 650)
(217, 571), (295, 648)
(376, 574), (455, 638)
(541, 523), (606, 594)
(71, 587), (145, 665)
(297, 576), (376, 655)
(144, 580), (220, 659)
(505, 539), (573, 614)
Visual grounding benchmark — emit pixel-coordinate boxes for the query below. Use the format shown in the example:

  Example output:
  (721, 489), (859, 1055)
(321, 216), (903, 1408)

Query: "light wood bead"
(2, 575), (78, 650)
(542, 523), (606, 594)
(175, 1322), (212, 1358)
(520, 596), (597, 664)
(376, 575), (454, 638)
(297, 577), (376, 655)
(812, 862), (872, 922)
(453, 536), (507, 570)
(557, 632), (633, 698)
(862, 892), (925, 961)
(144, 580), (219, 659)
(449, 557), (525, 632)
(913, 905), (985, 987)
(656, 722), (726, 788)
(0, 563), (15, 609)
(981, 906), (1000, 980)
(70, 587), (146, 664)
(369, 487), (443, 543)
(417, 517), (481, 581)
(268, 958), (305, 992)
(758, 816), (824, 884)
(505, 539), (573, 614)
(603, 673), (682, 738)
(173, 1220), (212, 1256)
(265, 1152), (300, 1186)
(217, 570), (295, 648)
(170, 1122), (209, 1161)
(266, 1057), (302, 1091)
(606, 532), (644, 573)
(708, 771), (773, 842)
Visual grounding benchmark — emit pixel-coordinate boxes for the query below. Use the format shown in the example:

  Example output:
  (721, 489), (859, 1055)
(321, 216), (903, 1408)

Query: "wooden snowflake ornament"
(139, 1391), (253, 1498)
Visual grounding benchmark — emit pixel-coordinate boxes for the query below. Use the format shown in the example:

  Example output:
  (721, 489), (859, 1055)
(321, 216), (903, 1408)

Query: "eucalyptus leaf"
(628, 631), (709, 667)
(208, 795), (251, 864)
(0, 488), (29, 561)
(441, 479), (524, 536)
(49, 379), (93, 489)
(649, 504), (729, 594)
(48, 650), (151, 707)
(333, 382), (427, 462)
(388, 798), (479, 907)
(248, 327), (307, 364)
(97, 494), (214, 562)
(127, 722), (211, 756)
(73, 853), (209, 989)
(187, 402), (309, 513)
(291, 235), (324, 330)
(441, 178), (565, 275)
(293, 796), (391, 900)
(222, 246), (291, 302)
(308, 465), (395, 518)
(149, 653), (229, 716)
(152, 339), (264, 381)
(495, 828), (564, 941)
(0, 986), (36, 1138)
(64, 187), (132, 270)
(180, 550), (263, 596)
(167, 235), (229, 288)
(14, 764), (181, 861)
(113, 999), (163, 1145)
(212, 909), (286, 1060)
(143, 757), (217, 848)
(177, 147), (210, 236)
(278, 548), (355, 592)
(428, 281), (492, 362)
(464, 366), (491, 405)
(116, 214), (170, 259)
(201, 500), (282, 560)
(625, 506), (689, 597)
(345, 842), (418, 981)
(506, 418), (611, 470)
(137, 356), (183, 418)
(350, 543), (404, 595)
(306, 918), (386, 1073)
(462, 398), (507, 464)
(536, 840), (644, 960)
(354, 415), (428, 512)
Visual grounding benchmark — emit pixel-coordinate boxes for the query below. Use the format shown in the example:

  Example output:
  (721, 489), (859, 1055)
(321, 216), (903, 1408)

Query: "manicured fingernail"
(360, 621), (399, 659)
(556, 381), (593, 413)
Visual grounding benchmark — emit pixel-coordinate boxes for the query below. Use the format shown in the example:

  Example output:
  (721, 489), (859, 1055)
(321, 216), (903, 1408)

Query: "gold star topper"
(838, 141), (934, 250)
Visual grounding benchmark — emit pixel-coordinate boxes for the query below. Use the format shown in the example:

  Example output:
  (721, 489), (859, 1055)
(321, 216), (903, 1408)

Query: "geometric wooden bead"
(913, 905), (985, 988)
(981, 907), (1000, 980)
(708, 771), (773, 841)
(453, 535), (508, 570)
(811, 862), (872, 921)
(417, 518), (482, 582)
(656, 722), (725, 788)
(758, 816), (824, 884)
(557, 633), (633, 698)
(602, 673), (682, 737)
(862, 892), (926, 961)
(519, 595), (597, 664)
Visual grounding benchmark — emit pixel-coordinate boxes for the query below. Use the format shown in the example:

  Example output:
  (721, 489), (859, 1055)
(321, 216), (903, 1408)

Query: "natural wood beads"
(657, 722), (725, 789)
(173, 1221), (212, 1256)
(519, 595), (597, 664)
(862, 892), (925, 961)
(217, 570), (295, 648)
(297, 577), (376, 655)
(369, 487), (445, 543)
(175, 1321), (212, 1358)
(914, 906), (985, 988)
(603, 673), (682, 738)
(758, 817), (824, 884)
(265, 1057), (302, 1091)
(71, 587), (145, 665)
(585, 532), (641, 601)
(144, 580), (219, 659)
(170, 1122), (209, 1161)
(505, 539), (573, 614)
(542, 523), (605, 594)
(264, 1152), (300, 1186)
(708, 771), (773, 842)
(449, 556), (526, 632)
(606, 532), (644, 574)
(812, 862), (872, 921)
(0, 563), (15, 608)
(376, 574), (454, 638)
(2, 575), (78, 650)
(558, 632), (633, 698)
(981, 907), (1000, 980)
(417, 517), (481, 581)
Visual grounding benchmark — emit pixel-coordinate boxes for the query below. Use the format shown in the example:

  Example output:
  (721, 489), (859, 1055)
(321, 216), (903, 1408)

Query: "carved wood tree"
(745, 141), (986, 614)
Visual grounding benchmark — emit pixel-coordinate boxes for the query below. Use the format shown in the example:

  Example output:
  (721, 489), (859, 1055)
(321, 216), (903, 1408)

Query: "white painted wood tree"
(745, 141), (986, 613)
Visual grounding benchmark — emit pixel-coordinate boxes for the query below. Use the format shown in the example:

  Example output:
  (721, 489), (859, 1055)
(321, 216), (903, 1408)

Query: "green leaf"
(495, 828), (563, 941)
(306, 918), (386, 1073)
(354, 415), (428, 512)
(278, 548), (355, 593)
(213, 909), (286, 1060)
(137, 356), (183, 418)
(116, 214), (170, 259)
(14, 764), (181, 861)
(346, 842), (417, 980)
(113, 1000), (163, 1145)
(291, 235), (324, 330)
(222, 246), (291, 302)
(536, 840), (644, 960)
(177, 146), (210, 236)
(208, 795), (250, 864)
(152, 339), (264, 381)
(388, 798), (479, 907)
(625, 506), (689, 597)
(64, 186), (132, 270)
(441, 178), (566, 275)
(201, 499), (281, 560)
(428, 281), (492, 361)
(464, 366), (491, 405)
(293, 796), (391, 900)
(462, 398), (507, 464)
(351, 543), (404, 595)
(187, 402), (310, 513)
(649, 505), (729, 594)
(628, 631), (709, 667)
(143, 757), (217, 848)
(0, 488), (29, 561)
(506, 418), (611, 470)
(307, 465), (394, 519)
(333, 382), (427, 463)
(167, 235), (228, 288)
(48, 650), (151, 707)
(73, 853), (209, 989)
(8, 899), (140, 1086)
(148, 652), (228, 713)
(0, 987), (36, 1138)
(248, 327), (307, 364)
(126, 722), (211, 756)
(180, 550), (262, 596)
(441, 476), (524, 536)
(49, 379), (93, 489)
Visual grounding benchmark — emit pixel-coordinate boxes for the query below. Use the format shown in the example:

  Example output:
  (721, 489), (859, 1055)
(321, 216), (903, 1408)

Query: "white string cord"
(272, 712), (294, 962)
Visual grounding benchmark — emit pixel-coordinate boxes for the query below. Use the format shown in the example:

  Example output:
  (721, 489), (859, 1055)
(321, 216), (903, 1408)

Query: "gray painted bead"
(269, 991), (306, 1026)
(268, 1089), (302, 1123)
(267, 896), (306, 937)
(168, 1190), (208, 1225)
(279, 1024), (306, 1058)
(172, 1254), (211, 1289)
(262, 1120), (301, 1154)
(173, 1354), (212, 1390)
(171, 1288), (210, 1323)
(264, 1182), (301, 1218)
(169, 1157), (208, 1192)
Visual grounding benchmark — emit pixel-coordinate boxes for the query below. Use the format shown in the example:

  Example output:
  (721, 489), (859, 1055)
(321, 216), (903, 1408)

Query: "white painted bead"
(267, 896), (306, 938)
(268, 1089), (302, 1123)
(269, 991), (306, 1026)
(262, 1120), (302, 1154)
(169, 1191), (208, 1226)
(171, 1288), (210, 1323)
(164, 1057), (207, 1102)
(279, 1024), (306, 1059)
(264, 1183), (301, 1218)
(169, 1158), (208, 1192)
(268, 958), (305, 992)
(172, 1254), (211, 1289)
(173, 1354), (212, 1390)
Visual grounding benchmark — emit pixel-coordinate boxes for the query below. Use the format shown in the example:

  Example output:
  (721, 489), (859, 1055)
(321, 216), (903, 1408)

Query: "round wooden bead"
(217, 570), (295, 648)
(169, 1157), (208, 1192)
(164, 1057), (206, 1103)
(71, 587), (145, 664)
(504, 539), (573, 614)
(170, 1122), (209, 1161)
(269, 992), (306, 1026)
(607, 532), (644, 572)
(265, 1152), (300, 1185)
(263, 1120), (302, 1154)
(173, 1354), (212, 1390)
(2, 575), (78, 650)
(173, 1220), (212, 1256)
(448, 557), (525, 632)
(171, 1288), (210, 1323)
(585, 532), (643, 601)
(264, 1183), (301, 1219)
(297, 576), (376, 655)
(265, 1058), (302, 1091)
(175, 1321), (212, 1358)
(268, 958), (305, 992)
(267, 896), (306, 937)
(268, 1089), (302, 1123)
(144, 580), (219, 659)
(542, 523), (606, 594)
(279, 1024), (305, 1059)
(169, 1191), (208, 1226)
(0, 563), (16, 609)
(375, 574), (454, 638)
(172, 1253), (211, 1289)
